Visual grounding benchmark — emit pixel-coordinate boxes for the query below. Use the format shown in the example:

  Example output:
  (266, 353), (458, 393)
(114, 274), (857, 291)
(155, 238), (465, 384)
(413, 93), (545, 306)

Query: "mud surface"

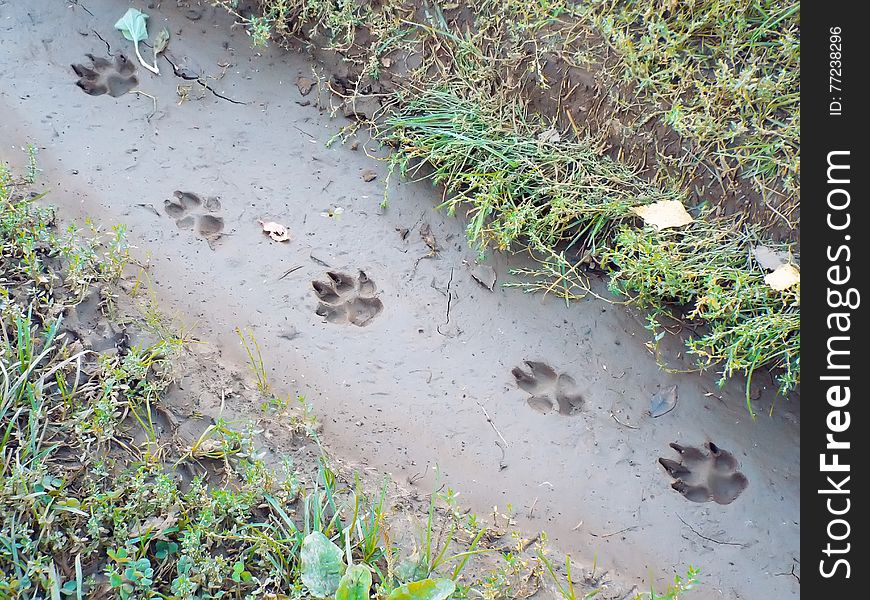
(1, 1), (800, 597)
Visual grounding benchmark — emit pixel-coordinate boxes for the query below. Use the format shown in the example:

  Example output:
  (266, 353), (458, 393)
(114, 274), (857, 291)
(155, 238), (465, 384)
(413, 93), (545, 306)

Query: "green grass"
(1, 164), (700, 598)
(604, 217), (799, 411)
(386, 89), (682, 256)
(579, 0), (800, 221)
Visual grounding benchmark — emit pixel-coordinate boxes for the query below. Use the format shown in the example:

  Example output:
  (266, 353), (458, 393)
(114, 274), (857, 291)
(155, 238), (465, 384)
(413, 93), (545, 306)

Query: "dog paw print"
(71, 53), (138, 98)
(659, 442), (749, 505)
(312, 271), (383, 327)
(163, 191), (225, 244)
(511, 361), (584, 415)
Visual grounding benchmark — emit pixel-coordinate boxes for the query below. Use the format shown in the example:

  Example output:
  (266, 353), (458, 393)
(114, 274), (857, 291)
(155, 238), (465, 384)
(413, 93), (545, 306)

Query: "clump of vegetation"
(386, 90), (682, 256)
(604, 217), (800, 411)
(2, 164), (699, 597)
(579, 0), (800, 221)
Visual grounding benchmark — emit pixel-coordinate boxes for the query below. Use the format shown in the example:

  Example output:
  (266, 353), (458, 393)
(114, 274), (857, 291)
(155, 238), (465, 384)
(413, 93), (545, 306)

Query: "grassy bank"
(219, 0), (800, 405)
(385, 90), (799, 409)
(1, 165), (700, 597)
(579, 0), (800, 219)
(226, 0), (799, 225)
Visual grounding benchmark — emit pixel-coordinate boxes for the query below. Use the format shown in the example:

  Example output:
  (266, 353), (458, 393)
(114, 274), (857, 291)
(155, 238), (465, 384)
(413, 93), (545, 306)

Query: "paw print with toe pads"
(312, 271), (383, 327)
(511, 361), (584, 415)
(71, 53), (138, 97)
(659, 442), (748, 505)
(164, 191), (224, 245)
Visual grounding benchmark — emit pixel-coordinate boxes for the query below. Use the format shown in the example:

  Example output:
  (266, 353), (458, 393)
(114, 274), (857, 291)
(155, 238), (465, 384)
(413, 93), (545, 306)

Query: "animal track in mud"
(312, 271), (383, 327)
(71, 53), (138, 97)
(659, 442), (749, 505)
(511, 361), (584, 415)
(163, 191), (225, 243)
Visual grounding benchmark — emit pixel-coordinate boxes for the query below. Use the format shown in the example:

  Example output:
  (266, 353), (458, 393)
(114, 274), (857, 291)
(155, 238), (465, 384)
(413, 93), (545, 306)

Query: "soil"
(1, 1), (800, 598)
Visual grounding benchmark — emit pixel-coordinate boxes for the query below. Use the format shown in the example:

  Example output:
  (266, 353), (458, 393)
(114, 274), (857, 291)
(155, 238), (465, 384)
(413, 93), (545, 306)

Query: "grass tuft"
(386, 89), (681, 257)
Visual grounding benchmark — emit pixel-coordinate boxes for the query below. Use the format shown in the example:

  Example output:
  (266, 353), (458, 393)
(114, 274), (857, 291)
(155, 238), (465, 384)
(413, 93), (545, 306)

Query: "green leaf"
(395, 556), (427, 583)
(114, 7), (160, 74)
(114, 8), (149, 43)
(300, 531), (346, 598)
(336, 564), (372, 600)
(387, 578), (456, 600)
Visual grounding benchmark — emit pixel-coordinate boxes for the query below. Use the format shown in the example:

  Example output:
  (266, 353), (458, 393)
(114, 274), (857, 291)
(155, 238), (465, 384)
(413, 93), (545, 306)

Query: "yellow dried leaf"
(631, 200), (694, 230)
(765, 263), (800, 291)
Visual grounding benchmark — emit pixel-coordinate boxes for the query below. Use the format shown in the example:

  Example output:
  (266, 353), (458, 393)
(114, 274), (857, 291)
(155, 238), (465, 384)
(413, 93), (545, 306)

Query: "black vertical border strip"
(803, 2), (863, 595)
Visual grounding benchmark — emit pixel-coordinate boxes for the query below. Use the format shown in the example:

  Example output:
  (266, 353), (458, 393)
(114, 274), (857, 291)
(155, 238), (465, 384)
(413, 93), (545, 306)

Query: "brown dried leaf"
(296, 76), (315, 96)
(420, 223), (437, 253)
(631, 200), (694, 230)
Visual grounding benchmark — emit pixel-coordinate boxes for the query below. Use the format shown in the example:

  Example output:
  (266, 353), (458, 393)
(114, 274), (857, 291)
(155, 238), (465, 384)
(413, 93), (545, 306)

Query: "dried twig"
(677, 514), (745, 547)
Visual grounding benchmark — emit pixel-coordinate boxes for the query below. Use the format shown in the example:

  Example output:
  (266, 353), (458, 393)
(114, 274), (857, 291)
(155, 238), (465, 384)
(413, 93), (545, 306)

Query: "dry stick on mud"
(590, 525), (640, 539)
(676, 514), (745, 548)
(435, 267), (455, 336)
(277, 264), (303, 280)
(476, 401), (508, 447)
(475, 400), (508, 470)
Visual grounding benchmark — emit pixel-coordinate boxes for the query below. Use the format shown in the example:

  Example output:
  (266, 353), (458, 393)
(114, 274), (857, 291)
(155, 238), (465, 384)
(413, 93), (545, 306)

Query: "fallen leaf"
(420, 223), (437, 253)
(753, 244), (789, 271)
(649, 385), (678, 418)
(114, 8), (159, 74)
(259, 220), (291, 242)
(765, 263), (800, 291)
(153, 27), (170, 58)
(296, 76), (315, 96)
(470, 264), (497, 291)
(537, 128), (561, 144)
(128, 511), (179, 540)
(631, 200), (694, 230)
(396, 226), (410, 240)
(361, 169), (377, 182)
